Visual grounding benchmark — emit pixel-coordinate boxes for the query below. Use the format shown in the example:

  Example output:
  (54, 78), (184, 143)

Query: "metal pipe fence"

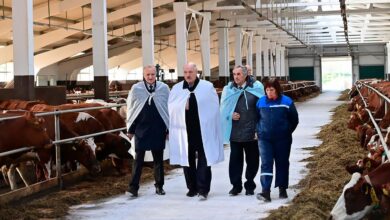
(0, 103), (127, 192)
(354, 80), (390, 160)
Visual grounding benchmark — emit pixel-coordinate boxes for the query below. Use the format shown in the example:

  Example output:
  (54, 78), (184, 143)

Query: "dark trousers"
(229, 140), (259, 191)
(258, 137), (292, 192)
(129, 149), (164, 191)
(183, 143), (211, 194)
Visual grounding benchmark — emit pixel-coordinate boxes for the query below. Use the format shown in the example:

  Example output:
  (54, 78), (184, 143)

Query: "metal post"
(54, 112), (62, 189)
(247, 31), (253, 68)
(174, 2), (188, 80)
(255, 34), (263, 78)
(234, 26), (242, 66)
(263, 39), (270, 77)
(200, 12), (211, 80)
(217, 19), (230, 83)
(141, 0), (155, 66)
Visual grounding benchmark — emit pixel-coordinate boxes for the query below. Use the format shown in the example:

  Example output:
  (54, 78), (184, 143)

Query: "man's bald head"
(183, 62), (198, 85)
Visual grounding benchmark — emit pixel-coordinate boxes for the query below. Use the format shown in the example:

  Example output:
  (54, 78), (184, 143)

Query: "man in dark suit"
(126, 65), (170, 197)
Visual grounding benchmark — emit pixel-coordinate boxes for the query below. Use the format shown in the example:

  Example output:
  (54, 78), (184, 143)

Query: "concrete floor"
(67, 91), (343, 220)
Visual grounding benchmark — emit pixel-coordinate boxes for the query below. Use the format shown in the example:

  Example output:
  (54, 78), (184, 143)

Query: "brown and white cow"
(0, 111), (52, 189)
(32, 103), (132, 174)
(380, 182), (390, 216)
(331, 163), (390, 219)
(38, 114), (102, 178)
(65, 106), (132, 174)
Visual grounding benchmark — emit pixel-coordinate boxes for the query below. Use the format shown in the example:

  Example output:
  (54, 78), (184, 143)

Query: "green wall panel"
(359, 65), (384, 79)
(289, 67), (315, 81)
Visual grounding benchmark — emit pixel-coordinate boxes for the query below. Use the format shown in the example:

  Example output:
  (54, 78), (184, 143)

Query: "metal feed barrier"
(354, 80), (390, 160)
(0, 103), (127, 203)
(66, 90), (129, 101)
(283, 81), (318, 93)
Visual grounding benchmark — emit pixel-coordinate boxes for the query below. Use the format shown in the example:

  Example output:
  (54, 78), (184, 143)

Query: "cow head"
(347, 113), (363, 130)
(345, 160), (364, 175)
(95, 132), (132, 161)
(23, 111), (52, 149)
(332, 163), (390, 219)
(330, 173), (374, 220)
(72, 138), (101, 174)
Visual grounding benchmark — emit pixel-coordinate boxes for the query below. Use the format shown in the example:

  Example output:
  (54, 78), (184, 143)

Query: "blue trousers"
(258, 137), (292, 192)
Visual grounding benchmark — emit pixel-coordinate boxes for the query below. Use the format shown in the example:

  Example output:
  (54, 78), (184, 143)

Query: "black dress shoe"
(229, 187), (242, 196)
(279, 188), (288, 199)
(127, 188), (138, 197)
(186, 190), (198, 197)
(198, 192), (208, 200)
(245, 189), (254, 196)
(256, 192), (271, 202)
(156, 187), (166, 195)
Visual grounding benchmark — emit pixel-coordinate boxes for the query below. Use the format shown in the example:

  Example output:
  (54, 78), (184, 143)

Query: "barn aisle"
(67, 91), (342, 220)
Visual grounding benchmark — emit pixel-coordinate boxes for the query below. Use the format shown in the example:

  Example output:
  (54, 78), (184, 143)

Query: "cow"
(345, 157), (382, 175)
(37, 114), (102, 178)
(379, 110), (390, 130)
(85, 99), (127, 120)
(1, 110), (102, 181)
(348, 96), (364, 112)
(330, 163), (390, 220)
(0, 111), (52, 190)
(347, 109), (369, 131)
(32, 103), (132, 174)
(366, 93), (385, 119)
(380, 182), (390, 216)
(0, 100), (44, 111)
(63, 106), (132, 174)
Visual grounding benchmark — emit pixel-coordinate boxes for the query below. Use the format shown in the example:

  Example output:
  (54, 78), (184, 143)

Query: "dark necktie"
(149, 85), (153, 91)
(239, 86), (243, 90)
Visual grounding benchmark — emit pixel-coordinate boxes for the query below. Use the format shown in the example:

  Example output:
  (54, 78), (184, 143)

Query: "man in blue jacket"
(220, 65), (264, 196)
(256, 78), (299, 202)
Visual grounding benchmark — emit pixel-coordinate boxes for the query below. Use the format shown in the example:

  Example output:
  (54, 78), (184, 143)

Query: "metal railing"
(354, 80), (390, 160)
(0, 103), (127, 190)
(283, 81), (318, 93)
(66, 91), (129, 100)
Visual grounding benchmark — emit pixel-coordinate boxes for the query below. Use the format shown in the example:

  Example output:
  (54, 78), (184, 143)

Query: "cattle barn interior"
(0, 0), (390, 219)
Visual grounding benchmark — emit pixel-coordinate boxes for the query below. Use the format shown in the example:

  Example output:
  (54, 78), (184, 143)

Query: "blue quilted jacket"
(256, 95), (299, 139)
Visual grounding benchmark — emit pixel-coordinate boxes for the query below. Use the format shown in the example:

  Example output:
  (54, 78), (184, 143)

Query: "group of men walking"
(126, 62), (299, 202)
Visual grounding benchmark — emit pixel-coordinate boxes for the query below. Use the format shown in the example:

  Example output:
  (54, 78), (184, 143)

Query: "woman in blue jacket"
(256, 78), (299, 202)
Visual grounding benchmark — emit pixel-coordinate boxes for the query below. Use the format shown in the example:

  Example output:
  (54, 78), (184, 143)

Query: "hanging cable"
(339, 0), (351, 55)
(65, 11), (68, 30)
(81, 6), (85, 32)
(122, 18), (125, 36)
(2, 0), (5, 20)
(47, 0), (51, 27)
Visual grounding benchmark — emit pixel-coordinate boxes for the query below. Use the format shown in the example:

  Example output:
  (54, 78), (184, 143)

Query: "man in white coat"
(168, 63), (224, 200)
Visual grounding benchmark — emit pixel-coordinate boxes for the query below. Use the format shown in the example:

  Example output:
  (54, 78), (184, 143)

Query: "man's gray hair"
(143, 65), (156, 72)
(185, 62), (198, 72)
(234, 65), (248, 76)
